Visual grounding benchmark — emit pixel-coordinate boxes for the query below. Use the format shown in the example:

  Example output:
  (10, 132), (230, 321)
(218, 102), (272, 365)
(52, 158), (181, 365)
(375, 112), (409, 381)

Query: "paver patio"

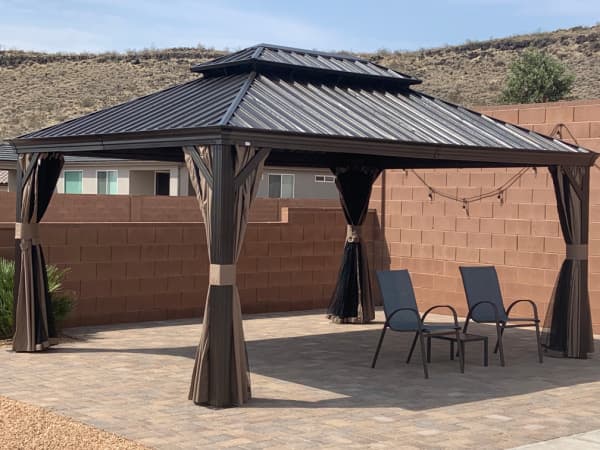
(1, 309), (600, 449)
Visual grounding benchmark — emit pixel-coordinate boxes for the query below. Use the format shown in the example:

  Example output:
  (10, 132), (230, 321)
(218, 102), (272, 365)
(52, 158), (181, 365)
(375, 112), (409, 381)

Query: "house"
(0, 142), (338, 198)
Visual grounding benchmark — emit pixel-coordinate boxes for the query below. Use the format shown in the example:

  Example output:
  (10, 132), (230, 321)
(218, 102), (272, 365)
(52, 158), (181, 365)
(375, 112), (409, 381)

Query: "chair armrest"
(421, 305), (459, 328)
(387, 308), (422, 330)
(506, 299), (539, 322)
(469, 300), (502, 324)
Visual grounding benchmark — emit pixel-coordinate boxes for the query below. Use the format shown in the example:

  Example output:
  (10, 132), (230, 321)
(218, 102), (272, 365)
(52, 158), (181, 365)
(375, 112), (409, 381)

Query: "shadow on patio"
(53, 316), (599, 411)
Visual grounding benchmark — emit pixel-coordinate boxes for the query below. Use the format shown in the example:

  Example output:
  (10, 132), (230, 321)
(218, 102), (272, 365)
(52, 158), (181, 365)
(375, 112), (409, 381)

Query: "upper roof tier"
(191, 43), (421, 86)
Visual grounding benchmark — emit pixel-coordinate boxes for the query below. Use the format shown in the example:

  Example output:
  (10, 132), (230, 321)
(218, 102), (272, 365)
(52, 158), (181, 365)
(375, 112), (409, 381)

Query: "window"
(97, 170), (118, 195)
(268, 174), (294, 198)
(64, 171), (82, 194)
(155, 171), (170, 196)
(315, 175), (336, 183)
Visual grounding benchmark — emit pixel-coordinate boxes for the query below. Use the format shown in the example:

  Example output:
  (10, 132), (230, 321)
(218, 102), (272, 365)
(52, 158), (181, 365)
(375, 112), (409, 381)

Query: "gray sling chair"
(459, 266), (543, 366)
(372, 270), (464, 378)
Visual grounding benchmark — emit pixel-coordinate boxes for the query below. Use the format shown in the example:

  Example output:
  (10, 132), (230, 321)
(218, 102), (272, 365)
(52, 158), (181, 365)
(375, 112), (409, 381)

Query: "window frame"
(314, 174), (336, 183)
(96, 169), (119, 195)
(267, 173), (295, 199)
(63, 170), (83, 194)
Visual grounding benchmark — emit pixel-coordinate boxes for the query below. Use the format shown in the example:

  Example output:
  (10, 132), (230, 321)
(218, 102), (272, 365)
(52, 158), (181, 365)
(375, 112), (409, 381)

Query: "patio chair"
(459, 266), (543, 366)
(371, 269), (463, 378)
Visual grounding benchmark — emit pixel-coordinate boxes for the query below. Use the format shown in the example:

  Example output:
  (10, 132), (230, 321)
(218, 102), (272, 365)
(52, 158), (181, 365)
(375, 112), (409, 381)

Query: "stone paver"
(1, 310), (600, 449)
(514, 429), (600, 449)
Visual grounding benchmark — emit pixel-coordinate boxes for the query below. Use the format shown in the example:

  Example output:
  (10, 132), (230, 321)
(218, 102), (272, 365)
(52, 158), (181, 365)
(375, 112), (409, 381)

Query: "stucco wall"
(257, 168), (338, 200)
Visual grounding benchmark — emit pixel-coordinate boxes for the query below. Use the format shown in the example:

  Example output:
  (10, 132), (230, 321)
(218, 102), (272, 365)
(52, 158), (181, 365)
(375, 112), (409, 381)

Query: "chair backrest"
(376, 270), (420, 331)
(459, 266), (508, 322)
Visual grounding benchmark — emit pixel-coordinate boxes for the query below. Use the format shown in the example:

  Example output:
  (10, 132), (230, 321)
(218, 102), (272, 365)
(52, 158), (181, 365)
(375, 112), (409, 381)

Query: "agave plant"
(0, 259), (74, 339)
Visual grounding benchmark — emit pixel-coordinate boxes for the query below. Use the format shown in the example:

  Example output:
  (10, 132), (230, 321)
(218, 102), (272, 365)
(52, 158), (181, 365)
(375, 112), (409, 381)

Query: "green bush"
(0, 259), (75, 339)
(501, 49), (574, 104)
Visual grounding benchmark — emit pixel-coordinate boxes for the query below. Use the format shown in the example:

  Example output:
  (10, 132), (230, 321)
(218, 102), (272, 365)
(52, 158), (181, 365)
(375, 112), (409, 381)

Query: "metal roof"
(0, 141), (131, 163)
(23, 74), (248, 139)
(13, 43), (596, 167)
(191, 44), (420, 85)
(230, 74), (583, 154)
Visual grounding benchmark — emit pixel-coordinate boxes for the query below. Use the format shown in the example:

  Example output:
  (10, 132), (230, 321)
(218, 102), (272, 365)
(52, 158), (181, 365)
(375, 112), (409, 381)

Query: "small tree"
(501, 49), (574, 104)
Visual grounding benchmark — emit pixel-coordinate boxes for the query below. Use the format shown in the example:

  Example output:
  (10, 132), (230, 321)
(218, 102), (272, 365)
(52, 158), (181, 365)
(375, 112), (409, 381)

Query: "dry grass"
(1, 25), (599, 139)
(366, 24), (600, 107)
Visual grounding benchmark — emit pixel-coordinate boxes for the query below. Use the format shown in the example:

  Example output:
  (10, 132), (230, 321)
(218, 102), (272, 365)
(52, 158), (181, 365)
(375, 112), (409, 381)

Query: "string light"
(405, 123), (594, 213)
(408, 167), (530, 215)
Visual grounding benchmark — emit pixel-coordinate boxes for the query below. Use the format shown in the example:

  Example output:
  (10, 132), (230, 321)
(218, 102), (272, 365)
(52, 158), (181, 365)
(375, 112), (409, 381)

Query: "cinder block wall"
(0, 192), (338, 223)
(0, 207), (377, 327)
(370, 99), (600, 331)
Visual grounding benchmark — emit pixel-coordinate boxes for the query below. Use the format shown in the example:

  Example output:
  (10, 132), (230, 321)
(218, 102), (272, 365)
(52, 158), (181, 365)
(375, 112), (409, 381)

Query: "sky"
(0, 0), (599, 53)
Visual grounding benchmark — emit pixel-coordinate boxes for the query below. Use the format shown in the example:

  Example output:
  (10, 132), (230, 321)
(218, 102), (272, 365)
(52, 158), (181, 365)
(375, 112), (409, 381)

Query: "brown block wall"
(0, 192), (338, 223)
(370, 99), (600, 332)
(0, 207), (377, 327)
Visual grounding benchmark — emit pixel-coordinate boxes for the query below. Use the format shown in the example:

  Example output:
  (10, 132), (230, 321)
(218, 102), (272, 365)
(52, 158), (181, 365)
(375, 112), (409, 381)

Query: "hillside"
(1, 25), (600, 139)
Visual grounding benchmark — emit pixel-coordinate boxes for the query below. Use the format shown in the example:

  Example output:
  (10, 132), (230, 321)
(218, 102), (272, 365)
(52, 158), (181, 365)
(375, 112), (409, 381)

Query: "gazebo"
(9, 44), (597, 408)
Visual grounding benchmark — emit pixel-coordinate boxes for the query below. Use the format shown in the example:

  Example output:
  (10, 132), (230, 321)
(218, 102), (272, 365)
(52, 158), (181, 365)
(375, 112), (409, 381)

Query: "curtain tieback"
(346, 225), (361, 243)
(15, 222), (40, 244)
(209, 264), (236, 285)
(566, 244), (588, 260)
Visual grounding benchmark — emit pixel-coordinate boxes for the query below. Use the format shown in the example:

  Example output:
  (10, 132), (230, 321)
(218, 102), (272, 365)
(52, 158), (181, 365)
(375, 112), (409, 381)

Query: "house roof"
(12, 43), (597, 168)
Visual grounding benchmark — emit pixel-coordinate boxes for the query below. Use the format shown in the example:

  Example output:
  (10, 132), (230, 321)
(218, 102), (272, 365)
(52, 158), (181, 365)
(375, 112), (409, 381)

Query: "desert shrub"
(0, 259), (74, 339)
(501, 49), (574, 103)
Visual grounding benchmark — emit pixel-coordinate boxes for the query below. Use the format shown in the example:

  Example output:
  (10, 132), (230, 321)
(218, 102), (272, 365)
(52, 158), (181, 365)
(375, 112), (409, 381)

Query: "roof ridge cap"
(219, 71), (257, 126)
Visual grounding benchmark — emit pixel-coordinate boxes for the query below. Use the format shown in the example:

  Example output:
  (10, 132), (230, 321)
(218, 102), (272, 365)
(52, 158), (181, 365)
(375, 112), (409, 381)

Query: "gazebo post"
(12, 157), (23, 334)
(186, 141), (269, 407)
(12, 152), (64, 352)
(328, 165), (381, 324)
(543, 165), (594, 358)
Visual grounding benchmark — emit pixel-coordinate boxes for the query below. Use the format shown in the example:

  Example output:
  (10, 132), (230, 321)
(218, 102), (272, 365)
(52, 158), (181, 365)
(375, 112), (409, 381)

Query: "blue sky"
(0, 0), (598, 53)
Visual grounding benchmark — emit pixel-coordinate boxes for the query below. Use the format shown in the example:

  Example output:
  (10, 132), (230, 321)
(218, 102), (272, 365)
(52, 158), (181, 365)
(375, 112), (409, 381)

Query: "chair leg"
(371, 326), (387, 368)
(455, 329), (465, 374)
(494, 322), (505, 354)
(457, 316), (470, 358)
(427, 336), (432, 363)
(495, 321), (505, 366)
(418, 332), (429, 379)
(534, 320), (543, 364)
(407, 332), (419, 364)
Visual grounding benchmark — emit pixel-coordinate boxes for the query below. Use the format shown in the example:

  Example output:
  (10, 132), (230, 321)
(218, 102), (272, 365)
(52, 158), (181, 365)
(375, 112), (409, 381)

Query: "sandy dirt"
(0, 396), (149, 450)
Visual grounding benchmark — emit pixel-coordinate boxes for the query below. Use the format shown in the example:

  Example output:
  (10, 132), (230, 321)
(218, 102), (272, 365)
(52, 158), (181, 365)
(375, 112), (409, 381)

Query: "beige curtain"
(183, 144), (269, 407)
(13, 153), (64, 352)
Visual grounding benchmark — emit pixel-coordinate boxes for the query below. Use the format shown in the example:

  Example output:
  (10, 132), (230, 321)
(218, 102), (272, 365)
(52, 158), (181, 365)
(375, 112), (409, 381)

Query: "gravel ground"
(0, 396), (149, 450)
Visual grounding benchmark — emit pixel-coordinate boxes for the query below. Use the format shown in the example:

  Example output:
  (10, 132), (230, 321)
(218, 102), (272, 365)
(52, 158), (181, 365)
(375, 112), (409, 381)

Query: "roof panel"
(191, 43), (420, 84)
(228, 74), (588, 154)
(12, 43), (594, 163)
(22, 74), (249, 138)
